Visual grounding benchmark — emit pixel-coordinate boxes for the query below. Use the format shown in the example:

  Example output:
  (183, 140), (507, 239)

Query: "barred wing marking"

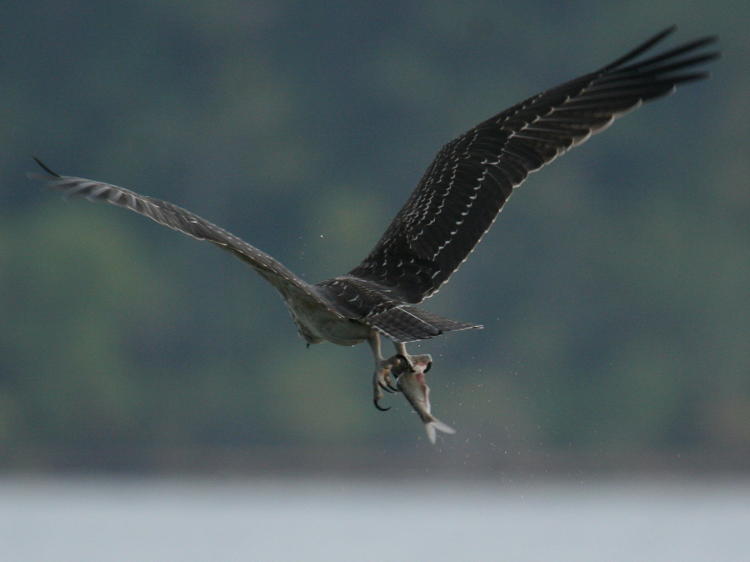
(350, 27), (718, 304)
(31, 160), (328, 306)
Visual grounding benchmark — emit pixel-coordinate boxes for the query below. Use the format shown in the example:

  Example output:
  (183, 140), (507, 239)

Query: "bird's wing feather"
(348, 27), (718, 304)
(30, 160), (329, 307)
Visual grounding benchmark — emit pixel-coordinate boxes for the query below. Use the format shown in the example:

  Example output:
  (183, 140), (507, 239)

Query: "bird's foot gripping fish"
(370, 339), (456, 443)
(373, 352), (456, 444)
(395, 354), (456, 444)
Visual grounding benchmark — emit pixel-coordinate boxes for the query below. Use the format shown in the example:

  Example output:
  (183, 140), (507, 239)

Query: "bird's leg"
(368, 332), (403, 412)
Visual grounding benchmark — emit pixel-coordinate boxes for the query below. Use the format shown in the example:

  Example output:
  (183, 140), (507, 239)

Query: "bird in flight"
(32, 27), (717, 443)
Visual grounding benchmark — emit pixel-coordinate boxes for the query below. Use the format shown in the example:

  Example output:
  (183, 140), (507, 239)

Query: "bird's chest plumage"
(285, 293), (371, 346)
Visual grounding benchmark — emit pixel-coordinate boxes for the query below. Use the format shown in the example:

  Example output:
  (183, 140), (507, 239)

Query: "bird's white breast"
(285, 292), (370, 346)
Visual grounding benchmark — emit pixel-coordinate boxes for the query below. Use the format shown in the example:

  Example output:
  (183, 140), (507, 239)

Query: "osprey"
(32, 27), (717, 443)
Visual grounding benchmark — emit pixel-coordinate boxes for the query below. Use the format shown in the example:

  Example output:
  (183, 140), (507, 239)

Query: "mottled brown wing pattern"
(30, 161), (322, 302)
(349, 27), (718, 304)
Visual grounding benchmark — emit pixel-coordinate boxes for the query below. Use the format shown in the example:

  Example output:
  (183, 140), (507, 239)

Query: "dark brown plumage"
(347, 27), (717, 309)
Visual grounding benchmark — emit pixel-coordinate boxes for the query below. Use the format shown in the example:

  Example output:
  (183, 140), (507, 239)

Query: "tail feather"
(368, 306), (482, 343)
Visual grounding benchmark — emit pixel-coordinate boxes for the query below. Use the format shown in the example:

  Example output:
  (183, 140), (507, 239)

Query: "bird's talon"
(378, 380), (396, 393)
(393, 354), (411, 371)
(373, 360), (399, 408)
(373, 397), (390, 412)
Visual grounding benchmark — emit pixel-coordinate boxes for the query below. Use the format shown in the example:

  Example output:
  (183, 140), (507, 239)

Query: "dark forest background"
(1, 1), (747, 475)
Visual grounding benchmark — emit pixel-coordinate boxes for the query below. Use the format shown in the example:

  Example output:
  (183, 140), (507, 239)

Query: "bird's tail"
(368, 306), (482, 343)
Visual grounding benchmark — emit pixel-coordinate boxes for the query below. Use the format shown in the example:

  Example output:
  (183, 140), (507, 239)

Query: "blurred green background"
(1, 0), (747, 475)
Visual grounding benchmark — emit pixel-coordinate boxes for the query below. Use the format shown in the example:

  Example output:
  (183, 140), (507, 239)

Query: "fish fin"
(424, 417), (456, 444)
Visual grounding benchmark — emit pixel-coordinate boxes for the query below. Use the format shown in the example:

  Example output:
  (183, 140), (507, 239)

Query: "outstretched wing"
(349, 27), (718, 304)
(30, 159), (324, 303)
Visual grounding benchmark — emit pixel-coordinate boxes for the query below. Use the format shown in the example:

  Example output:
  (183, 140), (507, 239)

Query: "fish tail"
(424, 416), (456, 444)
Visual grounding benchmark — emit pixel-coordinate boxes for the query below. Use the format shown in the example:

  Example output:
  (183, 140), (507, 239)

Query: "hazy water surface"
(1, 477), (747, 561)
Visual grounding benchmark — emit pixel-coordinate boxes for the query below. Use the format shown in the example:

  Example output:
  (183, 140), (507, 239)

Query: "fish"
(396, 355), (455, 444)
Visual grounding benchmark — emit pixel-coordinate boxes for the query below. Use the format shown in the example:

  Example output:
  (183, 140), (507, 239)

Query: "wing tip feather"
(31, 156), (62, 178)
